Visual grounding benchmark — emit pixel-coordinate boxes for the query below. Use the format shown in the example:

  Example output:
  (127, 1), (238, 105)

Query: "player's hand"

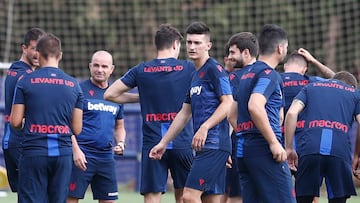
(114, 141), (125, 155)
(353, 169), (360, 180)
(286, 148), (298, 173)
(73, 146), (87, 171)
(192, 125), (208, 151)
(298, 48), (315, 63)
(149, 142), (166, 160)
(269, 142), (287, 162)
(226, 156), (232, 168)
(352, 155), (360, 179)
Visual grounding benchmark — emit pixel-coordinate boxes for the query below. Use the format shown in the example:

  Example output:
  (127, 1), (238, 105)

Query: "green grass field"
(0, 187), (359, 203)
(0, 187), (175, 203)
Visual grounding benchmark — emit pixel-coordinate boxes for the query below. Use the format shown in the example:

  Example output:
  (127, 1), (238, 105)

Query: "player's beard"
(234, 58), (244, 69)
(26, 54), (39, 68)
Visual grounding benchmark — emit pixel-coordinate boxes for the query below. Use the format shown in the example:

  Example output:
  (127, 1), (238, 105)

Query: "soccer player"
(281, 49), (336, 203)
(285, 71), (359, 203)
(10, 33), (83, 203)
(282, 48), (335, 115)
(2, 27), (45, 193)
(149, 21), (233, 203)
(67, 50), (126, 203)
(223, 31), (259, 203)
(104, 24), (195, 203)
(228, 24), (296, 202)
(223, 44), (236, 74)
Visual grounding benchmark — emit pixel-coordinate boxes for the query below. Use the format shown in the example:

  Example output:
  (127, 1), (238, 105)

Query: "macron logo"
(87, 102), (117, 115)
(190, 86), (202, 96)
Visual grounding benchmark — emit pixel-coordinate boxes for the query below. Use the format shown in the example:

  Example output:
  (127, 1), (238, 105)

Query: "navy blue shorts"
(68, 157), (118, 200)
(3, 147), (22, 192)
(225, 157), (242, 197)
(237, 155), (296, 203)
(18, 155), (72, 203)
(140, 148), (193, 195)
(295, 154), (356, 199)
(186, 149), (229, 194)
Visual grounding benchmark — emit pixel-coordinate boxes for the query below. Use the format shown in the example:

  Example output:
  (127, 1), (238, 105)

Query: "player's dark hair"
(228, 32), (259, 57)
(258, 24), (287, 55)
(155, 24), (183, 51)
(185, 21), (210, 36)
(333, 71), (358, 88)
(23, 28), (45, 46)
(286, 51), (307, 67)
(36, 33), (62, 60)
(223, 43), (230, 57)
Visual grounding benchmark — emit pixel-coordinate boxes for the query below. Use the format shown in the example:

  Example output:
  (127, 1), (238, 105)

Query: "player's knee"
(182, 191), (195, 202)
(328, 197), (348, 203)
(296, 196), (315, 203)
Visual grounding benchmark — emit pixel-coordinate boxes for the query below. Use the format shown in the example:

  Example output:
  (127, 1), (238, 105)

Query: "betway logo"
(87, 102), (117, 115)
(190, 86), (202, 96)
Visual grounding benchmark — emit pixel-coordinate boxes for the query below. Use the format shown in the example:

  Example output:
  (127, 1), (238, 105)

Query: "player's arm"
(193, 94), (233, 151)
(248, 93), (286, 162)
(10, 104), (25, 129)
(113, 119), (126, 155)
(149, 103), (192, 160)
(284, 99), (304, 150)
(279, 107), (284, 125)
(71, 135), (87, 171)
(71, 108), (83, 135)
(298, 48), (335, 78)
(104, 79), (139, 103)
(284, 99), (304, 170)
(228, 100), (238, 131)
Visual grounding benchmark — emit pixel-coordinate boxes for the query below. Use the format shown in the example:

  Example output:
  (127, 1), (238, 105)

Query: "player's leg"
(168, 149), (194, 203)
(201, 193), (222, 203)
(174, 188), (184, 203)
(3, 147), (21, 192)
(323, 156), (355, 203)
(228, 197), (242, 203)
(328, 197), (347, 203)
(243, 155), (295, 203)
(237, 157), (261, 203)
(219, 167), (231, 203)
(144, 192), (162, 203)
(67, 197), (80, 203)
(184, 149), (229, 203)
(226, 156), (242, 203)
(295, 155), (322, 202)
(99, 200), (117, 203)
(91, 158), (118, 203)
(48, 155), (73, 203)
(67, 158), (96, 202)
(18, 155), (48, 203)
(141, 149), (169, 203)
(296, 196), (316, 203)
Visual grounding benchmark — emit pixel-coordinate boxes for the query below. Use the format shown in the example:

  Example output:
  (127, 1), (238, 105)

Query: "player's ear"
(58, 52), (63, 61)
(21, 44), (27, 53)
(206, 41), (212, 51)
(303, 66), (308, 74)
(173, 40), (181, 50)
(243, 48), (250, 57)
(277, 44), (283, 55)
